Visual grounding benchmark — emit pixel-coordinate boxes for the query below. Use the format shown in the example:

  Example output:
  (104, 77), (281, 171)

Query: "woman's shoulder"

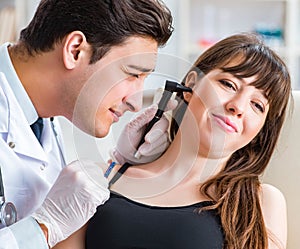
(260, 183), (286, 208)
(260, 183), (287, 247)
(259, 183), (287, 217)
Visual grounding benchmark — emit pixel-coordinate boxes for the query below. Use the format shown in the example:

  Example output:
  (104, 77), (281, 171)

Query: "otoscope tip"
(165, 80), (192, 93)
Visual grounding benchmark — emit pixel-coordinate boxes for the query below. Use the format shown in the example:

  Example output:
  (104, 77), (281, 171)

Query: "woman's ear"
(62, 31), (87, 70)
(183, 71), (197, 102)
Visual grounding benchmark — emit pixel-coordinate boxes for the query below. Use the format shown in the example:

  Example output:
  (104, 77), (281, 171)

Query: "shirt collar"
(0, 43), (38, 124)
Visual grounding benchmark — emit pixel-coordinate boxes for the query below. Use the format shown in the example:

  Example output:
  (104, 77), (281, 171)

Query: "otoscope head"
(165, 80), (192, 93)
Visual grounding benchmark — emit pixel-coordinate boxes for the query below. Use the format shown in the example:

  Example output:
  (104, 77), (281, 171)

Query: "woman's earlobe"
(183, 91), (193, 102)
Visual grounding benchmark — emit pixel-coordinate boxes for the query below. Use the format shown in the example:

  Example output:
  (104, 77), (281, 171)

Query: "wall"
(263, 91), (300, 249)
(5, 0), (300, 248)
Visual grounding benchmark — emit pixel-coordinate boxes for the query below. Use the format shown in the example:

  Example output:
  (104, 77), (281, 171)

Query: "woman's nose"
(226, 96), (247, 118)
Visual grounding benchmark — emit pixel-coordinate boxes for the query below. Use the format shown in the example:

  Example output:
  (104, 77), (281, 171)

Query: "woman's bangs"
(221, 50), (286, 104)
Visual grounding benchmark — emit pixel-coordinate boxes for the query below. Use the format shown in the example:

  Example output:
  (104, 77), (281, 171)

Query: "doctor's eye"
(128, 72), (140, 79)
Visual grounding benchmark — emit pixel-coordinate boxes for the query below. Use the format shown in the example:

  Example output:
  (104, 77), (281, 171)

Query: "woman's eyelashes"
(219, 79), (266, 113)
(219, 79), (236, 91)
(252, 101), (265, 113)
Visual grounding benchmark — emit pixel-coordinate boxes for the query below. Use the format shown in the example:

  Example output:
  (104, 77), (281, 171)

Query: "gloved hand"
(32, 159), (109, 247)
(111, 99), (177, 165)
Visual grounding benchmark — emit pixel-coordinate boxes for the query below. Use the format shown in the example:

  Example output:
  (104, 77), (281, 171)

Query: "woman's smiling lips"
(212, 114), (238, 133)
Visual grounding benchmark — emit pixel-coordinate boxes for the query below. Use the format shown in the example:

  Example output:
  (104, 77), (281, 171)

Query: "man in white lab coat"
(0, 0), (173, 248)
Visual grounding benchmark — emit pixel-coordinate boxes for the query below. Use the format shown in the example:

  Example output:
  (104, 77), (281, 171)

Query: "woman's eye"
(252, 102), (264, 113)
(219, 79), (236, 91)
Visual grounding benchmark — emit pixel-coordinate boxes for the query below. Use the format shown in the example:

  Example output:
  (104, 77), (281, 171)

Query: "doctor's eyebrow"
(127, 64), (155, 73)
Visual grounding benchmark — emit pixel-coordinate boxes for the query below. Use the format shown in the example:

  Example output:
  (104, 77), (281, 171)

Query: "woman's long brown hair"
(170, 33), (292, 248)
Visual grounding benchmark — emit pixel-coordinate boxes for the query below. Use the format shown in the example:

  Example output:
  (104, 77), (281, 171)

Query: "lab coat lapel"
(7, 113), (47, 163)
(0, 71), (47, 162)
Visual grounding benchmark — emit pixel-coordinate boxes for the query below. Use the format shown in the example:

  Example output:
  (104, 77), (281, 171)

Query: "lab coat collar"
(0, 72), (47, 163)
(6, 108), (48, 163)
(0, 43), (37, 125)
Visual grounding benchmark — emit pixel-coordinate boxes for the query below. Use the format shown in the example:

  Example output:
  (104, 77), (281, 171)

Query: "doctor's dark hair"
(170, 33), (291, 249)
(19, 0), (173, 63)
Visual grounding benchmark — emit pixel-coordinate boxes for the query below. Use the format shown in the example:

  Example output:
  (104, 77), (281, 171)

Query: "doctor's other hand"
(32, 159), (109, 247)
(111, 99), (177, 165)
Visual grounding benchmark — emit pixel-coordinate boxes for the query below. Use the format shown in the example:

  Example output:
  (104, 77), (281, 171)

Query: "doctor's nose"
(124, 86), (144, 112)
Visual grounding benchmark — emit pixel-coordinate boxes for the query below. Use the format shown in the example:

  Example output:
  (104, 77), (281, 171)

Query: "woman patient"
(54, 33), (291, 249)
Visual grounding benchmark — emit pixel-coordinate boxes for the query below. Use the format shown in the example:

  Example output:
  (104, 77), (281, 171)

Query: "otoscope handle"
(136, 113), (161, 149)
(134, 80), (192, 159)
(135, 90), (173, 153)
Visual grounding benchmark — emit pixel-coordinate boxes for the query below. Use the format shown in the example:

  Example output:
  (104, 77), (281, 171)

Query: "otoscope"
(134, 80), (192, 158)
(107, 80), (192, 188)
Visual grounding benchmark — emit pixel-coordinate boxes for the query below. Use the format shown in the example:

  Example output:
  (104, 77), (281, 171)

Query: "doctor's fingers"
(138, 133), (170, 157)
(62, 160), (109, 191)
(164, 99), (178, 112)
(144, 115), (170, 144)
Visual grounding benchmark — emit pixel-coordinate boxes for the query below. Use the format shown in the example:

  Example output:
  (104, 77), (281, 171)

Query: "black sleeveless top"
(85, 192), (224, 249)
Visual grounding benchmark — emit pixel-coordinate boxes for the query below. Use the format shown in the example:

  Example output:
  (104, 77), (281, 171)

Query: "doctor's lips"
(110, 109), (122, 122)
(212, 114), (238, 133)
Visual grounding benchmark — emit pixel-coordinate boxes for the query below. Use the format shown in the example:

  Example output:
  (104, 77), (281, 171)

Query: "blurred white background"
(1, 0), (299, 248)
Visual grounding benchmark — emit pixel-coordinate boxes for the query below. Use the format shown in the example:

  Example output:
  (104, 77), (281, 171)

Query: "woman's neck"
(111, 125), (228, 200)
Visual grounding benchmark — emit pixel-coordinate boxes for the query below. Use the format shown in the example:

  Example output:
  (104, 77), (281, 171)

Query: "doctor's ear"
(63, 31), (88, 70)
(183, 71), (197, 102)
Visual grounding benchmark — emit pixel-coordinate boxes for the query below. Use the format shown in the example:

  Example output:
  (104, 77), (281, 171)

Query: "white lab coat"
(0, 72), (65, 247)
